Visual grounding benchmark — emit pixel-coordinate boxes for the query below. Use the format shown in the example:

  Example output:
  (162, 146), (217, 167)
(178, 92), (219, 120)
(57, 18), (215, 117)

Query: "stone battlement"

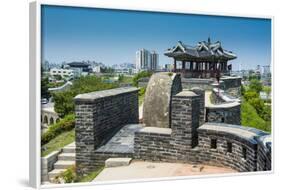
(74, 74), (271, 176)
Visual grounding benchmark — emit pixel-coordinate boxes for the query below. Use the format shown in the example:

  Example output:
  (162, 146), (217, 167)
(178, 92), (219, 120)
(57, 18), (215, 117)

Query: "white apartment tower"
(136, 49), (158, 72)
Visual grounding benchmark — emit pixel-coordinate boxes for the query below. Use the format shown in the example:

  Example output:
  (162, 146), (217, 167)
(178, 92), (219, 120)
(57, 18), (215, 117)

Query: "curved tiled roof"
(165, 38), (237, 61)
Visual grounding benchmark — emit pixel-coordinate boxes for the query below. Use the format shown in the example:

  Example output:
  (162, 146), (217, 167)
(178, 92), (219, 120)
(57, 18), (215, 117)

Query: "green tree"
(41, 77), (50, 99)
(53, 76), (118, 117)
(249, 79), (262, 93)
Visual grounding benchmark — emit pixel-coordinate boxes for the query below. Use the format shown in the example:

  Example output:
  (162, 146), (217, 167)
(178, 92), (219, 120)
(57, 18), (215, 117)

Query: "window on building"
(227, 142), (232, 153)
(211, 139), (217, 149)
(242, 147), (247, 160)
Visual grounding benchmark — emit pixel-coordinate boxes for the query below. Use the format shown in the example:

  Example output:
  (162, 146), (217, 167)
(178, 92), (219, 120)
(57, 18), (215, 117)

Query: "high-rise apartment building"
(136, 49), (158, 72)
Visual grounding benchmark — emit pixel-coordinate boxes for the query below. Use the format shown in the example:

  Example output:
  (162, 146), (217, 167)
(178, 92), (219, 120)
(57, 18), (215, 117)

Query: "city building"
(63, 62), (92, 78)
(49, 68), (74, 79)
(136, 49), (158, 72)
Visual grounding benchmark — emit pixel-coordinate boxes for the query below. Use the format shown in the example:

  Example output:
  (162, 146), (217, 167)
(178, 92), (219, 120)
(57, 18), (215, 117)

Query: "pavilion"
(164, 38), (237, 78)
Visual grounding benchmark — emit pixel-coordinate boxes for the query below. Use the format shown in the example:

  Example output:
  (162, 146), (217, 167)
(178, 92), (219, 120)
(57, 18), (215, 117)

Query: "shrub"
(54, 165), (76, 183)
(132, 71), (152, 87)
(41, 114), (75, 145)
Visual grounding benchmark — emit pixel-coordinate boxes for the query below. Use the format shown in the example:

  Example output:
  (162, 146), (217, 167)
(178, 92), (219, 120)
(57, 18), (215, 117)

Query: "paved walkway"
(93, 161), (237, 181)
(95, 124), (143, 154)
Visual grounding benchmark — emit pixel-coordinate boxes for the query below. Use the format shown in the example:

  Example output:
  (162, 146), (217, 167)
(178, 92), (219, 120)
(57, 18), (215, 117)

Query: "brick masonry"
(206, 104), (241, 125)
(74, 87), (139, 175)
(75, 80), (271, 176)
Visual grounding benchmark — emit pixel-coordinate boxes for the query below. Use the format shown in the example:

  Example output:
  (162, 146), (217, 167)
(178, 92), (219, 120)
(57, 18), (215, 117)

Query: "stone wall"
(197, 123), (266, 172)
(74, 87), (139, 175)
(206, 103), (241, 125)
(135, 89), (271, 172)
(221, 76), (242, 97)
(181, 78), (214, 90)
(256, 135), (272, 171)
(41, 150), (60, 182)
(191, 87), (205, 126)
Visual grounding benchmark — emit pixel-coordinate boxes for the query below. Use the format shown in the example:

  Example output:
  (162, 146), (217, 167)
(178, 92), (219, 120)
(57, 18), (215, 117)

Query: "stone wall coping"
(41, 150), (60, 160)
(221, 76), (242, 80)
(74, 87), (139, 103)
(181, 78), (213, 83)
(255, 134), (272, 151)
(198, 123), (269, 144)
(137, 127), (172, 135)
(175, 90), (198, 97)
(206, 101), (240, 109)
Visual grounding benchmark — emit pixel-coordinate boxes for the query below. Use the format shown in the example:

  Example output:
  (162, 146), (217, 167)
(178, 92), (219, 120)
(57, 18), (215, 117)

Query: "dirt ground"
(93, 160), (237, 182)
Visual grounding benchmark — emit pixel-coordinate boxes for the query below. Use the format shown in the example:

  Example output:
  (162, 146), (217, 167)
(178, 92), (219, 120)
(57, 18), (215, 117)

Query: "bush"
(41, 114), (75, 145)
(132, 71), (152, 87)
(53, 165), (104, 183)
(54, 165), (77, 183)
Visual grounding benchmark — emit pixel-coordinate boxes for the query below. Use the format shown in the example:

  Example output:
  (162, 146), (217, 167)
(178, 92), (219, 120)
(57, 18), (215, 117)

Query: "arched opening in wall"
(50, 117), (54, 125)
(221, 117), (225, 122)
(43, 116), (48, 124)
(211, 139), (217, 149)
(242, 147), (247, 160)
(227, 142), (232, 153)
(56, 118), (60, 123)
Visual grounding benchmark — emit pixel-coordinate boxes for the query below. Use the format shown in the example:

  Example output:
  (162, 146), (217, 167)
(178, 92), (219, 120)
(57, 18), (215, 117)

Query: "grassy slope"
(241, 100), (270, 132)
(41, 129), (75, 157)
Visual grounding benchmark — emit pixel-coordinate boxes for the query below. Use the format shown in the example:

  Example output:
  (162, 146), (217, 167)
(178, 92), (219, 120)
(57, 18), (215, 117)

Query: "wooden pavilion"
(164, 38), (237, 78)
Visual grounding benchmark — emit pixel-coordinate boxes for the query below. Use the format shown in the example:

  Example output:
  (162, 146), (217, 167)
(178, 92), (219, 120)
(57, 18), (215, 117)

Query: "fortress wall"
(256, 135), (272, 171)
(206, 103), (241, 125)
(74, 87), (139, 175)
(221, 77), (242, 97)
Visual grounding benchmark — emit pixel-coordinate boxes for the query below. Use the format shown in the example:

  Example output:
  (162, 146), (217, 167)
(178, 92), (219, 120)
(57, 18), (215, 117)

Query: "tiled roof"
(164, 38), (237, 61)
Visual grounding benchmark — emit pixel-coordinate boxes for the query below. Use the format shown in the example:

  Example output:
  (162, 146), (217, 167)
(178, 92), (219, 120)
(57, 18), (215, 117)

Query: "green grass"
(41, 129), (75, 157)
(241, 100), (271, 132)
(77, 166), (104, 183)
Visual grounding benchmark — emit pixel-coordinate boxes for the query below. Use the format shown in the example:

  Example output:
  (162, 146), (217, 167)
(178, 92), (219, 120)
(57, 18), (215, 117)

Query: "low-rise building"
(50, 68), (74, 79)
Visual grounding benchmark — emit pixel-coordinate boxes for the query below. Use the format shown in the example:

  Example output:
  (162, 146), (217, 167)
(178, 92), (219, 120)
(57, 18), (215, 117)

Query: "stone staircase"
(48, 143), (76, 181)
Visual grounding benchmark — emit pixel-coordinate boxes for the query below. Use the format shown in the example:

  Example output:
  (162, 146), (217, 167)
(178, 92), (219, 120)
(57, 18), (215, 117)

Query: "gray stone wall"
(198, 126), (257, 172)
(134, 127), (175, 162)
(74, 87), (139, 175)
(206, 104), (241, 125)
(256, 135), (271, 171)
(171, 91), (200, 149)
(191, 87), (205, 126)
(41, 150), (61, 182)
(181, 78), (214, 91)
(221, 77), (242, 97)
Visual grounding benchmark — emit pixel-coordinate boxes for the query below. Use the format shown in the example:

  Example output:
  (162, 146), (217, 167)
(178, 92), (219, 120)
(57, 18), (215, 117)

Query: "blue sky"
(41, 5), (271, 70)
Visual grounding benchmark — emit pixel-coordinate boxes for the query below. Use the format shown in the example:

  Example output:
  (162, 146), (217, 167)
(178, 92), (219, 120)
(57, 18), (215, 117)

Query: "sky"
(41, 5), (272, 70)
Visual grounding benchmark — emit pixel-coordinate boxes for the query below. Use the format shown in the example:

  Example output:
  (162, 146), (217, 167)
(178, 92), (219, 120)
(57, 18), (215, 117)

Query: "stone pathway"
(96, 124), (143, 154)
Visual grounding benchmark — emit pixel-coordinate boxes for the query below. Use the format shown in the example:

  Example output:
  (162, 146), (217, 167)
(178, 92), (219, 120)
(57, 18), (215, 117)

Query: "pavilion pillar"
(174, 58), (177, 71)
(182, 61), (186, 70)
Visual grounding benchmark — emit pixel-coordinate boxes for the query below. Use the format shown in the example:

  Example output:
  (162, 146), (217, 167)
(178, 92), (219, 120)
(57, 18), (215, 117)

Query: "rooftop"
(164, 38), (237, 61)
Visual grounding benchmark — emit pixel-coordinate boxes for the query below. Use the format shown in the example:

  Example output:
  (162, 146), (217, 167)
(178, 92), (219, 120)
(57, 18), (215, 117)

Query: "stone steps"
(48, 169), (66, 179)
(54, 160), (75, 169)
(58, 153), (75, 161)
(47, 143), (76, 182)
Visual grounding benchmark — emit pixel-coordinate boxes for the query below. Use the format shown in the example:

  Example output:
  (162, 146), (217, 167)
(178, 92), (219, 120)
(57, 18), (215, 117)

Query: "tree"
(249, 79), (263, 93)
(41, 77), (50, 99)
(53, 75), (118, 117)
